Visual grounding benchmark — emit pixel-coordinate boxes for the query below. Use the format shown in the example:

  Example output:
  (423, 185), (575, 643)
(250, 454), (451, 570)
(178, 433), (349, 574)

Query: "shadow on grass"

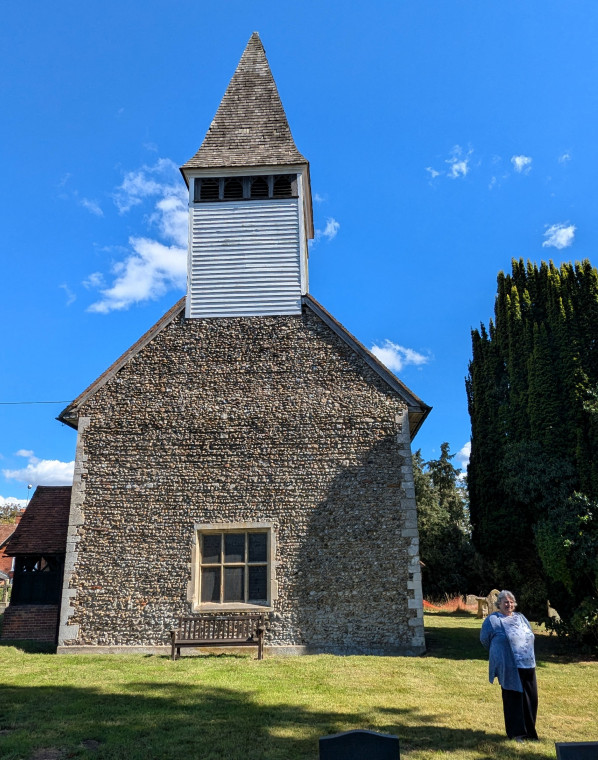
(424, 612), (596, 665)
(424, 622), (487, 661)
(533, 633), (597, 665)
(0, 639), (56, 654)
(0, 681), (555, 760)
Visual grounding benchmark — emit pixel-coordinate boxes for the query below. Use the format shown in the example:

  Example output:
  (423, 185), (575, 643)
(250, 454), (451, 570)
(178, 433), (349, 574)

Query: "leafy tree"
(413, 443), (478, 599)
(535, 493), (598, 646)
(0, 502), (23, 524)
(467, 258), (598, 643)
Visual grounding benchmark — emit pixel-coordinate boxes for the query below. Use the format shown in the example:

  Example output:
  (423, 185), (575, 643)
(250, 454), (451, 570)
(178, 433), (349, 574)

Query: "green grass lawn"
(0, 612), (596, 759)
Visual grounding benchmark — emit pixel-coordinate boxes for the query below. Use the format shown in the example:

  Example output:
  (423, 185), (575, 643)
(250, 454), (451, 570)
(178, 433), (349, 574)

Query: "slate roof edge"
(0, 523), (18, 550)
(302, 294), (432, 440)
(179, 160), (309, 187)
(57, 296), (187, 429)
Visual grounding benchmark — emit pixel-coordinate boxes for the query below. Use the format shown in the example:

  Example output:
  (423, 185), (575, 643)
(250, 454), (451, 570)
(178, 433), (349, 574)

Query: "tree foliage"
(467, 258), (598, 644)
(413, 443), (477, 599)
(0, 502), (22, 524)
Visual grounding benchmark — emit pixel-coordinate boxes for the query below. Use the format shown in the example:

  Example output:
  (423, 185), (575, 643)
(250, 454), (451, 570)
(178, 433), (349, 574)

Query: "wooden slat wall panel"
(188, 199), (301, 317)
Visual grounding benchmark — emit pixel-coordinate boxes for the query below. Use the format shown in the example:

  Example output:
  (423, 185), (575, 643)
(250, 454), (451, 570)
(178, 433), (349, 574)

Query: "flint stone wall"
(59, 305), (424, 653)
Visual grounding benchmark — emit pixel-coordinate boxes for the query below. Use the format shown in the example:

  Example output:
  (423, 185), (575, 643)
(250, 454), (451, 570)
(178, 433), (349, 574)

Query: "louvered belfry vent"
(181, 33), (313, 319)
(193, 175), (297, 203)
(273, 175), (293, 198)
(197, 178), (219, 202)
(250, 176), (270, 199)
(223, 177), (244, 201)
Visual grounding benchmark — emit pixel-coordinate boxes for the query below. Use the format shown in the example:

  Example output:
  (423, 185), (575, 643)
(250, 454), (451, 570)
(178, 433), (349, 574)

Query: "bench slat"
(170, 613), (266, 661)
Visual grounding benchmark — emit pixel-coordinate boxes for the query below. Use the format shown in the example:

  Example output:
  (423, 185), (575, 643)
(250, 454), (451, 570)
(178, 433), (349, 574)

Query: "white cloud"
(448, 160), (468, 179)
(57, 173), (72, 189)
(15, 449), (35, 459)
(3, 451), (74, 487)
(112, 158), (179, 214)
(542, 223), (576, 250)
(313, 217), (340, 244)
(558, 152), (571, 164)
(88, 238), (187, 314)
(446, 145), (472, 179)
(370, 340), (430, 373)
(87, 159), (188, 313)
(455, 441), (471, 470)
(511, 155), (532, 174)
(427, 146), (473, 181)
(313, 192), (325, 203)
(79, 198), (103, 216)
(322, 218), (339, 240)
(150, 195), (188, 248)
(59, 283), (76, 306)
(0, 495), (27, 508)
(83, 272), (105, 289)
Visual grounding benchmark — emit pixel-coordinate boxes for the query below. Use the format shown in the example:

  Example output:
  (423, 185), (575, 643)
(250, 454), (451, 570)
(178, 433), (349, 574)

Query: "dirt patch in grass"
(31, 749), (63, 760)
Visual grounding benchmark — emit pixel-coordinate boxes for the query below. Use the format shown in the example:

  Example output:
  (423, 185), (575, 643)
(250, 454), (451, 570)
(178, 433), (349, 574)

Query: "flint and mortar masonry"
(59, 306), (424, 654)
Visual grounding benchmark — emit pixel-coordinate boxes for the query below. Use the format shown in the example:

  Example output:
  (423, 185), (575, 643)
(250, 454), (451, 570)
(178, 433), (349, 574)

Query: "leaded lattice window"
(199, 531), (268, 605)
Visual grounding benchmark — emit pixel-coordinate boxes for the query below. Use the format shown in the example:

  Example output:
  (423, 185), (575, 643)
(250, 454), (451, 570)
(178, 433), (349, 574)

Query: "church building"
(56, 33), (430, 655)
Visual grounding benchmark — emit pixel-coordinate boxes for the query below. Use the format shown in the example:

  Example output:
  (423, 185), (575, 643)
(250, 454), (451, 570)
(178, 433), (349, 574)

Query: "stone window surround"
(189, 521), (278, 613)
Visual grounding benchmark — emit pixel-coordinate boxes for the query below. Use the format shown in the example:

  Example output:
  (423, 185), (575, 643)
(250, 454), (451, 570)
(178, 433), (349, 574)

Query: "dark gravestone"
(556, 743), (598, 760)
(319, 729), (400, 760)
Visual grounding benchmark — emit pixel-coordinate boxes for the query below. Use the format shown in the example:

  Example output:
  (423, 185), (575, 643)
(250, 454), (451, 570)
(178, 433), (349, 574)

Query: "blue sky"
(2, 1), (597, 505)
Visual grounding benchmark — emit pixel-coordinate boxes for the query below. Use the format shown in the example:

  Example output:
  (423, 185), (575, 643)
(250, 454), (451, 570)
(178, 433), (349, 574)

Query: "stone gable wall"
(59, 306), (423, 653)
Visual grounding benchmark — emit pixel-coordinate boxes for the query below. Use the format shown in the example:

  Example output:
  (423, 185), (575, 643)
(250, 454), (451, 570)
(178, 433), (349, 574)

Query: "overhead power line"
(0, 401), (70, 405)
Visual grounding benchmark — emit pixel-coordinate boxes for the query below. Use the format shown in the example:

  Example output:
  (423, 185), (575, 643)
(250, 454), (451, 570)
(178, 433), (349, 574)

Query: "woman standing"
(480, 590), (539, 742)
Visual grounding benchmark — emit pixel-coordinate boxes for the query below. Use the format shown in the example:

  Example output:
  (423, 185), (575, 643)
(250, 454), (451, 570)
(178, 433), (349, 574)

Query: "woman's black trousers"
(501, 667), (538, 740)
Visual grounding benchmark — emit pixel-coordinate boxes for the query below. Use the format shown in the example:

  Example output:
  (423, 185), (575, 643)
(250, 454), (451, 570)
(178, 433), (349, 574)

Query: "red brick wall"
(1, 605), (59, 642)
(0, 515), (22, 578)
(0, 550), (13, 577)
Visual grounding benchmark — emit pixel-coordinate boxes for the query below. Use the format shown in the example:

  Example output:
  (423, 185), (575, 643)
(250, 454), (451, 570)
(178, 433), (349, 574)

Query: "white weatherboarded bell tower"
(180, 32), (314, 318)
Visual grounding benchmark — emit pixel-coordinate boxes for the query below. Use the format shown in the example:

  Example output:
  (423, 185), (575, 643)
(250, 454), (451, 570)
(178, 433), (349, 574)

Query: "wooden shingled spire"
(181, 32), (307, 171)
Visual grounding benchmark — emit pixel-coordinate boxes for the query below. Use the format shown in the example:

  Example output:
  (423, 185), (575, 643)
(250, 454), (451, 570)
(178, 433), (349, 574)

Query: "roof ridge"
(181, 32), (307, 171)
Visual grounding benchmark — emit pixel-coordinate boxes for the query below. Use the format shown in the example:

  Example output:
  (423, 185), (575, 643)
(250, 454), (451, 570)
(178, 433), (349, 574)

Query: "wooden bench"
(170, 613), (266, 660)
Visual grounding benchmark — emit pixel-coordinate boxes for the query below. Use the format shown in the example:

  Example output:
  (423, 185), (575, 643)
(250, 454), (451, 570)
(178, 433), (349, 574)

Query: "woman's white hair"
(496, 589), (517, 608)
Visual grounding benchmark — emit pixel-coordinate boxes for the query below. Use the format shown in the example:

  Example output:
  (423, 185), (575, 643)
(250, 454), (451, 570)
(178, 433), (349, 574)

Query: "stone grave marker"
(555, 742), (598, 759)
(319, 729), (400, 759)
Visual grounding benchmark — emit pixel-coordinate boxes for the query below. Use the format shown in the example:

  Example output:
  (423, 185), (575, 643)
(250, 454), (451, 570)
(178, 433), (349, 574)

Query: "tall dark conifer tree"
(467, 259), (598, 632)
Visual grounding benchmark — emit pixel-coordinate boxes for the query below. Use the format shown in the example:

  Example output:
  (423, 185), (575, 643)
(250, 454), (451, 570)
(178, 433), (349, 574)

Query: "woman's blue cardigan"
(480, 611), (532, 692)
